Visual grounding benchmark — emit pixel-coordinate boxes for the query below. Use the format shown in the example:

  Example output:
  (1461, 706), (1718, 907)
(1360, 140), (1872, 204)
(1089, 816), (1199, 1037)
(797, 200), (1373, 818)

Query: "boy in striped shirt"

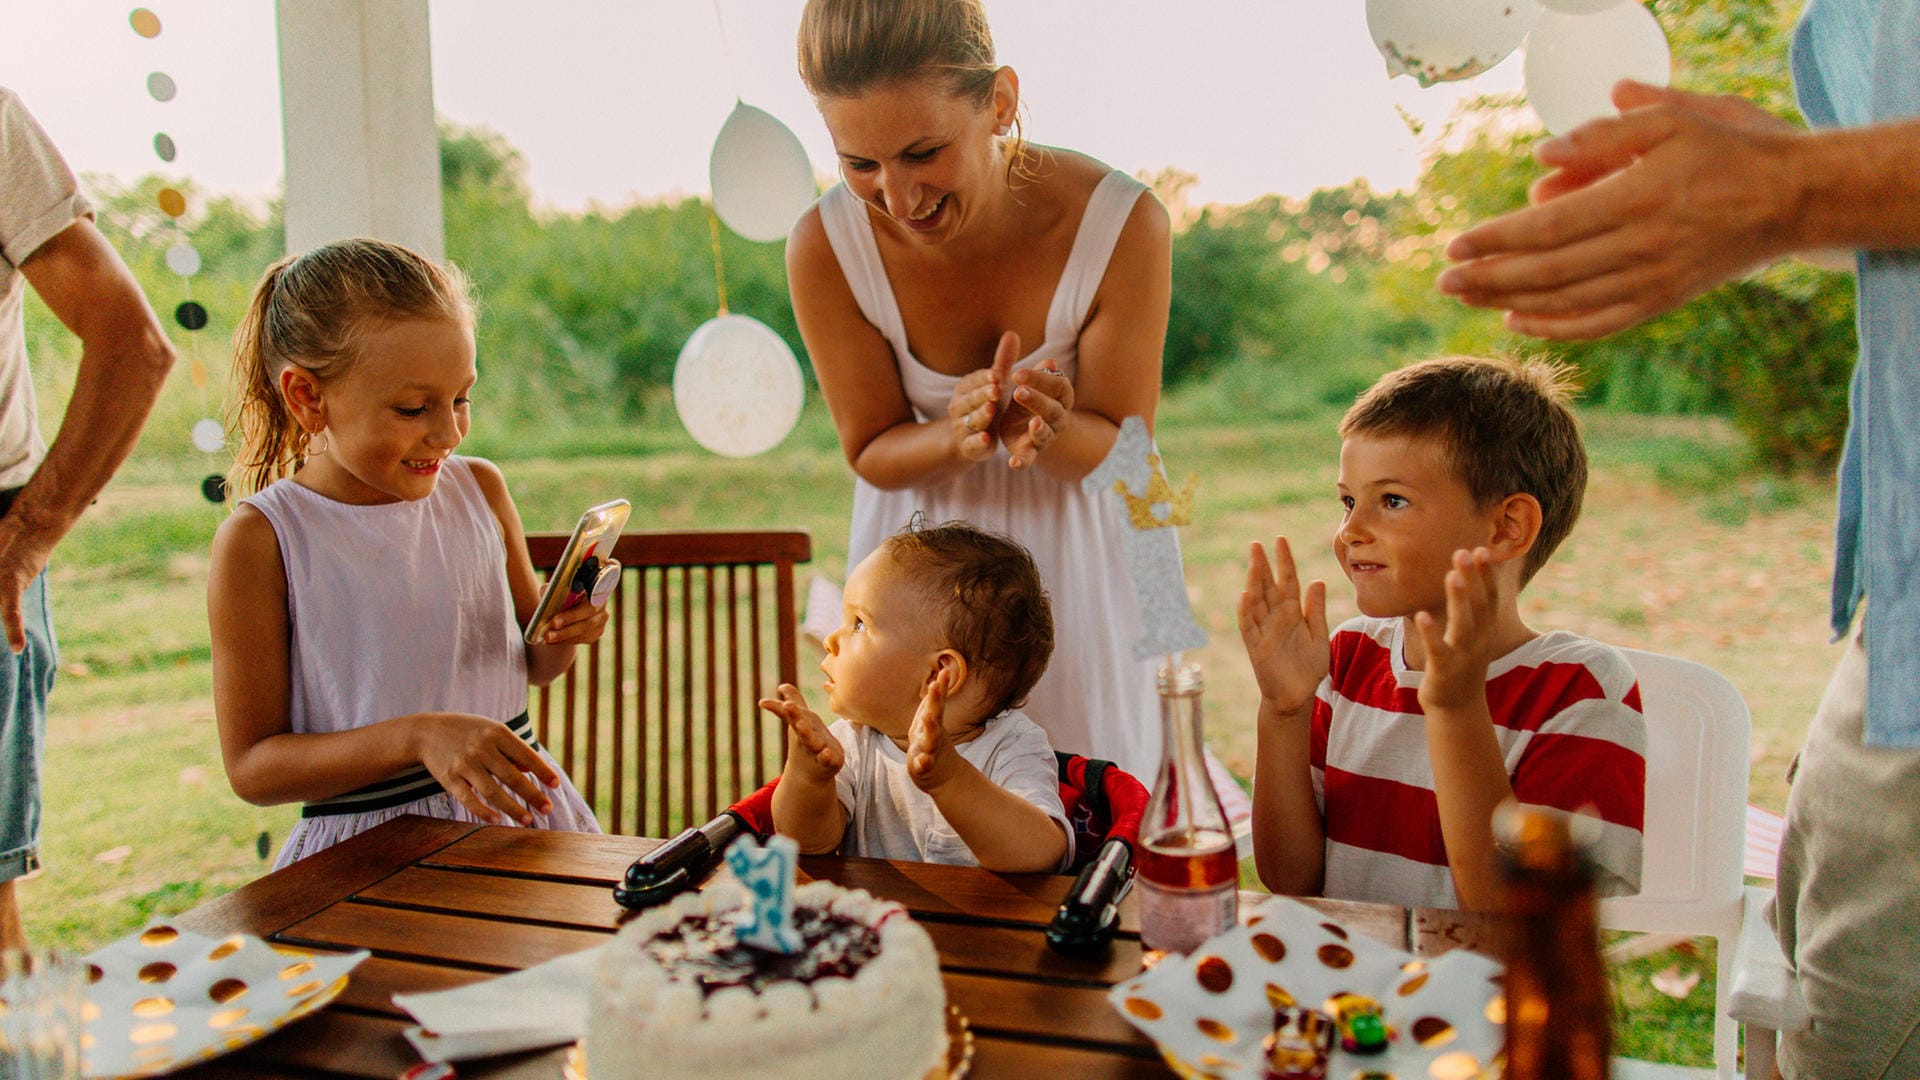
(1237, 356), (1644, 911)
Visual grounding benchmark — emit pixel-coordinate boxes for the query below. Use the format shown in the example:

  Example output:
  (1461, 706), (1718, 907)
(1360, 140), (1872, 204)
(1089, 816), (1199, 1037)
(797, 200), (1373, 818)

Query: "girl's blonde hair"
(226, 238), (473, 498)
(797, 0), (1031, 183)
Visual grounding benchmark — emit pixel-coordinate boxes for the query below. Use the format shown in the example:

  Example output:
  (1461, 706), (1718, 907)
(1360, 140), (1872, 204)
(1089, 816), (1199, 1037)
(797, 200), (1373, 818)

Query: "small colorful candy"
(1326, 992), (1392, 1055)
(1264, 1005), (1335, 1080)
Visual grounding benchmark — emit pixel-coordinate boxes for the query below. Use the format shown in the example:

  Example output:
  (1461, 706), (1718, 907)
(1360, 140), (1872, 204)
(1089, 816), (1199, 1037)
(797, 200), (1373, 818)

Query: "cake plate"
(563, 1004), (973, 1079)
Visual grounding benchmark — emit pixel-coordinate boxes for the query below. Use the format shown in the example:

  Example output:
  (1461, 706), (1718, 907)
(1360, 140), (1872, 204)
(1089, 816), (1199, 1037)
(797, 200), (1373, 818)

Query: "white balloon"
(190, 418), (225, 454)
(710, 102), (817, 244)
(1366, 0), (1543, 88)
(673, 315), (805, 458)
(1524, 3), (1672, 134)
(165, 242), (201, 277)
(1539, 0), (1626, 12)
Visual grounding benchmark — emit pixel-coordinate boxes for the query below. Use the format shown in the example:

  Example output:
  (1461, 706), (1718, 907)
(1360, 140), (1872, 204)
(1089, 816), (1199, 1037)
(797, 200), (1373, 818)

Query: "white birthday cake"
(586, 880), (948, 1080)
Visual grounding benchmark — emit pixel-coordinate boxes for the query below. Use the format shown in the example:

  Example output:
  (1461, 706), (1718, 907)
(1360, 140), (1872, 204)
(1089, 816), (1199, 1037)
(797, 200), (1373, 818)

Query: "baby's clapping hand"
(907, 674), (961, 793)
(759, 684), (843, 780)
(538, 560), (619, 646)
(1237, 537), (1329, 717)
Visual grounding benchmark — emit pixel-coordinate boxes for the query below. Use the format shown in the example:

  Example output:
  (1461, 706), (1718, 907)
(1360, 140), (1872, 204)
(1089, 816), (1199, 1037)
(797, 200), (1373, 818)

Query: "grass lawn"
(21, 360), (1837, 1069)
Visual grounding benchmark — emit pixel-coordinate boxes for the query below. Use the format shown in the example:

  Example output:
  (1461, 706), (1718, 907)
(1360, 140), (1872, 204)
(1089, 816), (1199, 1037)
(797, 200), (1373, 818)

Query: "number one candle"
(724, 834), (803, 954)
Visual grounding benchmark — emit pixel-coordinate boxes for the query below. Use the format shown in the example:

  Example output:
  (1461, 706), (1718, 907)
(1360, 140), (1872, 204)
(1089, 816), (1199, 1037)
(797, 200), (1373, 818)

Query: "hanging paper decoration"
(709, 102), (817, 243)
(190, 419), (224, 454)
(672, 315), (804, 459)
(130, 8), (228, 504)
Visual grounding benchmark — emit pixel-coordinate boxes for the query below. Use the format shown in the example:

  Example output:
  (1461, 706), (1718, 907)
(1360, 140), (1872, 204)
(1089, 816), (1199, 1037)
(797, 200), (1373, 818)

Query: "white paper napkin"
(394, 943), (604, 1062)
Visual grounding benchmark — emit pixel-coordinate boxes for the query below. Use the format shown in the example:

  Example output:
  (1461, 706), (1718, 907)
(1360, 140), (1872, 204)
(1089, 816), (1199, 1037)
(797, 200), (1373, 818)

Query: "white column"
(275, 0), (443, 259)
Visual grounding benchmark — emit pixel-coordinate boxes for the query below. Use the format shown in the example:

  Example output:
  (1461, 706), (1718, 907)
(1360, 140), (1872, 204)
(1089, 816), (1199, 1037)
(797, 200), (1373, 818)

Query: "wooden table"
(164, 815), (1467, 1079)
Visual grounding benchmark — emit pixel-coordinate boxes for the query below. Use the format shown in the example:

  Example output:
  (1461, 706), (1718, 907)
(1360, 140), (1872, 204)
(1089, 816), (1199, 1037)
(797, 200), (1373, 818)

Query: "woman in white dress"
(787, 0), (1173, 780)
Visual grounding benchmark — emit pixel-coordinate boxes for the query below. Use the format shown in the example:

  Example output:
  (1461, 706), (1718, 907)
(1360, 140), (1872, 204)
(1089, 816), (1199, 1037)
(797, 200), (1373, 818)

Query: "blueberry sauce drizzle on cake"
(638, 908), (883, 996)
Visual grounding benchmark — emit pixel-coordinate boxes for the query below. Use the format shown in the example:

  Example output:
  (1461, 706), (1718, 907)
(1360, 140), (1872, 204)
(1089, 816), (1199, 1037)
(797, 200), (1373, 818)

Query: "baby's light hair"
(225, 238), (473, 498)
(1340, 355), (1588, 585)
(881, 519), (1052, 720)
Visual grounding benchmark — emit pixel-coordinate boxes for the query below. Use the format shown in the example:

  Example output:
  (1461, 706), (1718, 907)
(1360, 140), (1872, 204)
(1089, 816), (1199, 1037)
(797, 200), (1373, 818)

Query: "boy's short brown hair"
(882, 521), (1053, 719)
(1339, 356), (1588, 584)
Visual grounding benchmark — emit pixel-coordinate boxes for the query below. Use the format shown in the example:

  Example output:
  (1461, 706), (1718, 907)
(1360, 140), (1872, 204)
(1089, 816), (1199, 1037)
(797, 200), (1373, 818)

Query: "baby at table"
(208, 238), (604, 868)
(758, 521), (1073, 873)
(1238, 356), (1645, 912)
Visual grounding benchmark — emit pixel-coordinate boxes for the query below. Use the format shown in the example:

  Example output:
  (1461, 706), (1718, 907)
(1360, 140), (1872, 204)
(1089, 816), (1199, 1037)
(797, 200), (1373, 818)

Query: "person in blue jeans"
(0, 87), (176, 949)
(1436, 2), (1920, 1073)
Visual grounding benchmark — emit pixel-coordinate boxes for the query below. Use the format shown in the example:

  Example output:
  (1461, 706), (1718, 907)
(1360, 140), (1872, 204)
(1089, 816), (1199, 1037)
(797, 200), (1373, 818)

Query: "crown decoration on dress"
(1115, 454), (1196, 531)
(1084, 417), (1208, 660)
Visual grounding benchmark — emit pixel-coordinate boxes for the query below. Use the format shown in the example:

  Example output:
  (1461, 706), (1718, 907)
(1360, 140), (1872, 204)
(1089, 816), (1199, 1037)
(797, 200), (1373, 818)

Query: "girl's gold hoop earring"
(307, 429), (330, 456)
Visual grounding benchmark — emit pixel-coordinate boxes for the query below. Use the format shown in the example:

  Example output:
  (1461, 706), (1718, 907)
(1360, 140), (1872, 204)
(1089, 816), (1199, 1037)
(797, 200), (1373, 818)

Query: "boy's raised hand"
(906, 672), (962, 792)
(758, 684), (844, 780)
(1238, 537), (1330, 716)
(1414, 547), (1504, 713)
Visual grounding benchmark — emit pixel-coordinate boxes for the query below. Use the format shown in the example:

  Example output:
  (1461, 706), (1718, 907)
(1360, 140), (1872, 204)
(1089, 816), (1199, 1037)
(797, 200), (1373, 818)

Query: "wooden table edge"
(172, 815), (484, 939)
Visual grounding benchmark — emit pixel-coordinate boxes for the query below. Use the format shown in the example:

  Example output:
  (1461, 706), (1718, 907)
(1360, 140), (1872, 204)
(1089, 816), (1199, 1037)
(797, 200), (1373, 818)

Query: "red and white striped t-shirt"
(1311, 617), (1646, 908)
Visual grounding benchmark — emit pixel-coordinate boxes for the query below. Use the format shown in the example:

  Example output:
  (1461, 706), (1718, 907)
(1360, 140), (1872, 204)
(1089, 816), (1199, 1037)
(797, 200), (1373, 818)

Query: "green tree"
(1374, 0), (1856, 470)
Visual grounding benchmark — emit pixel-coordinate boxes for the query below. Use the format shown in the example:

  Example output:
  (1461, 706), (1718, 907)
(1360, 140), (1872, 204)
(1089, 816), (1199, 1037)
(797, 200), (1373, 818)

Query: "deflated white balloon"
(1539, 0), (1625, 12)
(1366, 0), (1543, 88)
(673, 315), (805, 458)
(1524, 3), (1672, 134)
(710, 102), (817, 244)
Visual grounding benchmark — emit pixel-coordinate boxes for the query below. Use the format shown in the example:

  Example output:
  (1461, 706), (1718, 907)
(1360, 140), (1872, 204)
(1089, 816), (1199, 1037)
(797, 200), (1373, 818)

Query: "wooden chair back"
(526, 529), (810, 837)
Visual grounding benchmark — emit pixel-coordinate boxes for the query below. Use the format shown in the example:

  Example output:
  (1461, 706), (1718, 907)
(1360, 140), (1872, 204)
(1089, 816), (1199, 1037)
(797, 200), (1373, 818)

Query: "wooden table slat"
(279, 902), (607, 973)
(946, 970), (1156, 1054)
(356, 866), (627, 931)
(172, 817), (483, 939)
(333, 954), (495, 1016)
(421, 828), (662, 881)
(971, 1034), (1176, 1079)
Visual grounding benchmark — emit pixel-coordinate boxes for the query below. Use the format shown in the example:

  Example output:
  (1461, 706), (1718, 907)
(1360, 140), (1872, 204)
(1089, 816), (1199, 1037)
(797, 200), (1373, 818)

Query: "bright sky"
(0, 0), (1527, 213)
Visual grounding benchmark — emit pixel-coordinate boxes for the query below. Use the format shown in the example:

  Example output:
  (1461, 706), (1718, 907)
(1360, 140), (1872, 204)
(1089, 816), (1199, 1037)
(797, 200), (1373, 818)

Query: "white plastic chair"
(1606, 648), (1806, 1079)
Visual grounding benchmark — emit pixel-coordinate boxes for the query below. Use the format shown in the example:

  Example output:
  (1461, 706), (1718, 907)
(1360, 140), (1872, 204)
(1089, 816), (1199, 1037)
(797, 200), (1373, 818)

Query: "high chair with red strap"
(614, 751), (1148, 955)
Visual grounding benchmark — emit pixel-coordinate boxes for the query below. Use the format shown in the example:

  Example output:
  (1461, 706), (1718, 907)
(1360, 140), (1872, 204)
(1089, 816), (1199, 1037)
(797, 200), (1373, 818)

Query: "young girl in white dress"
(208, 238), (602, 868)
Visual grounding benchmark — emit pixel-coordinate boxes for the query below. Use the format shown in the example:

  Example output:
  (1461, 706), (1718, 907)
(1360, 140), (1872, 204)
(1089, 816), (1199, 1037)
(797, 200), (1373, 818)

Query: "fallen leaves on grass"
(1652, 963), (1702, 1001)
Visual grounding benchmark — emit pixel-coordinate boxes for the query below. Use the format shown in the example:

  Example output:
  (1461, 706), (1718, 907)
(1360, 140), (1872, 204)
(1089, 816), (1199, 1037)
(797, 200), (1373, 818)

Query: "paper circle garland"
(1366, 0), (1542, 87)
(200, 475), (226, 505)
(157, 188), (186, 217)
(153, 133), (176, 162)
(146, 72), (177, 102)
(174, 301), (207, 331)
(164, 242), (201, 277)
(672, 315), (804, 458)
(129, 8), (161, 37)
(190, 419), (224, 454)
(1523, 2), (1672, 134)
(709, 102), (817, 244)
